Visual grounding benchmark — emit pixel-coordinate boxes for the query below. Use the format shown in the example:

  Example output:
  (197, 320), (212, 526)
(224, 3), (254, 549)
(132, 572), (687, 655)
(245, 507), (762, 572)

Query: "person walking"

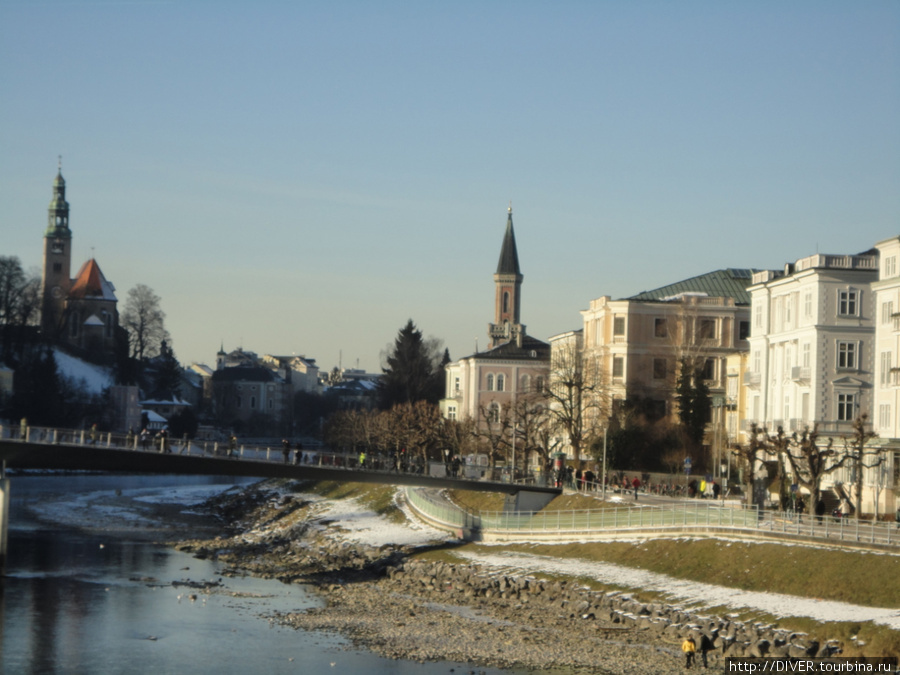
(632, 476), (641, 500)
(682, 635), (696, 668)
(282, 439), (291, 464)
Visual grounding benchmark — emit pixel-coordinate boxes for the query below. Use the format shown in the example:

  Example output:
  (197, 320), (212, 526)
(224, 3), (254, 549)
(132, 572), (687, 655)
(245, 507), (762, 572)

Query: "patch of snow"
(53, 349), (114, 394)
(454, 550), (900, 630)
(298, 490), (452, 547)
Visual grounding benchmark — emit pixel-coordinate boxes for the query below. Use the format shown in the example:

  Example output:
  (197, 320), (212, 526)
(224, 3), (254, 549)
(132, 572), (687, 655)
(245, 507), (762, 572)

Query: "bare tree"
(732, 423), (776, 507)
(843, 414), (881, 519)
(477, 398), (512, 467)
(121, 284), (170, 361)
(784, 424), (849, 517)
(544, 334), (606, 465)
(0, 256), (41, 360)
(512, 390), (551, 473)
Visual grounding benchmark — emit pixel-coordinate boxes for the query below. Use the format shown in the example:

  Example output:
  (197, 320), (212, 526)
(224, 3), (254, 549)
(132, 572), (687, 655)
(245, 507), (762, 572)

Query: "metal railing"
(406, 488), (900, 548)
(0, 424), (504, 484)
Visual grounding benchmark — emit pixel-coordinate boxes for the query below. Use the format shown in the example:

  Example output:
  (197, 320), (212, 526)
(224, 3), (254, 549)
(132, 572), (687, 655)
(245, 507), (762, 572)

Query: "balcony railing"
(791, 366), (810, 383)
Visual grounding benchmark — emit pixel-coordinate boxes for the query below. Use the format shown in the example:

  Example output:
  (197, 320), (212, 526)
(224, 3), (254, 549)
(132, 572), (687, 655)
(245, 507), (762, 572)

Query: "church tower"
(41, 162), (73, 338)
(488, 206), (525, 348)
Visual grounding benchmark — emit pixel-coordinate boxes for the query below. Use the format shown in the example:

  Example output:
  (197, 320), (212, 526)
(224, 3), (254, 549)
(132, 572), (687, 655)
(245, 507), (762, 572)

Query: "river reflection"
(1, 475), (523, 675)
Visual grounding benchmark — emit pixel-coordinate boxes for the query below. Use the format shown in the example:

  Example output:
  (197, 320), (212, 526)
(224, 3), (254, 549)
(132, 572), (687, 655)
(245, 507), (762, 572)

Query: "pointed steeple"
(495, 204), (521, 276)
(489, 205), (525, 348)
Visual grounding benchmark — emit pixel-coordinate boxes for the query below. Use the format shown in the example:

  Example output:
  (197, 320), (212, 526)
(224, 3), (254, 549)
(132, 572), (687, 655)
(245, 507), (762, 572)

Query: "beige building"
(580, 269), (754, 424)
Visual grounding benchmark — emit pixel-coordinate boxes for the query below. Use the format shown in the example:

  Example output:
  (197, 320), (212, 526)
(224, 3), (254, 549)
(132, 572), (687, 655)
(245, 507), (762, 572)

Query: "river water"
(1, 475), (524, 675)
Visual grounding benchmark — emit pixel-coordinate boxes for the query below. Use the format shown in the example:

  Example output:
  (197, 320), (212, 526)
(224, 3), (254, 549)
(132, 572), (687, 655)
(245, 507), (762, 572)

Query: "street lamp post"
(601, 426), (608, 501)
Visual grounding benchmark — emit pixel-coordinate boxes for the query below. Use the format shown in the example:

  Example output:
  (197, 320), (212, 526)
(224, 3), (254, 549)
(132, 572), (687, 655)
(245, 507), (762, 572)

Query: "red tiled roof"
(69, 259), (108, 299)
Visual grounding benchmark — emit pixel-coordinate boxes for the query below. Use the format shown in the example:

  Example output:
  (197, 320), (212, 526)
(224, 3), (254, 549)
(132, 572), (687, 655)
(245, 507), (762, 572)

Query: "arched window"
(503, 291), (510, 314)
(535, 376), (544, 392)
(486, 374), (494, 391)
(521, 374), (531, 392)
(496, 374), (505, 392)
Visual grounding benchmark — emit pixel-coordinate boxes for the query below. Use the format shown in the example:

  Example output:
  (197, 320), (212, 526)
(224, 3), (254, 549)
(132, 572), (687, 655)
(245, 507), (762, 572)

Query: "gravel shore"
(171, 481), (827, 674)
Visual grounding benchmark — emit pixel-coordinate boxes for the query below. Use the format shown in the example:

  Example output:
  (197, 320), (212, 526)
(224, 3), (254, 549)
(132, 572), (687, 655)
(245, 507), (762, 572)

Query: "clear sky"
(2, 1), (898, 374)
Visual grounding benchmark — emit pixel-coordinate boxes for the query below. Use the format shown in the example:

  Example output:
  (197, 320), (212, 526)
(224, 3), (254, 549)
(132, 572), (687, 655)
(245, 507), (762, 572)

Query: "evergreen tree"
(377, 319), (445, 409)
(152, 340), (182, 397)
(675, 358), (711, 448)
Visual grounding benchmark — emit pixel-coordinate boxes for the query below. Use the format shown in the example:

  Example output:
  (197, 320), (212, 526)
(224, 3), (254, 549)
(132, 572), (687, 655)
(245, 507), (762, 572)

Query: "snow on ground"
(304, 489), (452, 547)
(53, 349), (114, 394)
(308, 490), (900, 631)
(454, 550), (900, 630)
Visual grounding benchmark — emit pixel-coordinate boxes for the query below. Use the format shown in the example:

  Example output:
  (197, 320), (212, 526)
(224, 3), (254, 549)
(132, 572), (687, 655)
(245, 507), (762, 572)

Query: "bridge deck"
(0, 439), (561, 496)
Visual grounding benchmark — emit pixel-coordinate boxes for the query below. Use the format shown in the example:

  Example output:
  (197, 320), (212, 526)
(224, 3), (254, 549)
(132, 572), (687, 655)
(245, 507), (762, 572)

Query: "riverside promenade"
(405, 486), (900, 552)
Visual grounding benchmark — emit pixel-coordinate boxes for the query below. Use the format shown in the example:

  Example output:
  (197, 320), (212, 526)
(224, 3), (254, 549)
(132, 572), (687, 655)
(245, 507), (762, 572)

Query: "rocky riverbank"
(173, 480), (840, 673)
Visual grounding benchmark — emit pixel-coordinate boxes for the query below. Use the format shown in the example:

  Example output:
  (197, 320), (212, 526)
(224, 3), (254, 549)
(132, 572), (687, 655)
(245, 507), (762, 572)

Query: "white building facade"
(746, 252), (878, 436)
(871, 236), (900, 516)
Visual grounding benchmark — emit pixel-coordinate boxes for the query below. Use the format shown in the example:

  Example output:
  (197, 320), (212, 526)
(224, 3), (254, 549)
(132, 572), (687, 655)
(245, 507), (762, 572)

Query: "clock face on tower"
(51, 286), (63, 299)
(50, 239), (64, 254)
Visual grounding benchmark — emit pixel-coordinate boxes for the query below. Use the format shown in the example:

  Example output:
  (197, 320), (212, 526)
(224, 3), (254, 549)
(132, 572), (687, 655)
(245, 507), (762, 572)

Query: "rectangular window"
(753, 350), (761, 373)
(699, 318), (716, 340)
(879, 403), (890, 429)
(837, 393), (857, 421)
(612, 356), (624, 378)
(883, 301), (894, 324)
(881, 351), (892, 386)
(447, 406), (457, 421)
(654, 318), (667, 338)
(53, 262), (62, 273)
(802, 343), (811, 368)
(837, 341), (859, 370)
(804, 292), (813, 318)
(613, 316), (625, 336)
(739, 321), (750, 341)
(839, 289), (859, 316)
(755, 304), (763, 328)
(653, 358), (667, 380)
(886, 256), (897, 278)
(701, 358), (715, 381)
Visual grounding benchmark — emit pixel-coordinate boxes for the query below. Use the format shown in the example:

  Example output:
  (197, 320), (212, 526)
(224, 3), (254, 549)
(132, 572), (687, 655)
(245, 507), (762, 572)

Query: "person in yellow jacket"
(682, 635), (696, 668)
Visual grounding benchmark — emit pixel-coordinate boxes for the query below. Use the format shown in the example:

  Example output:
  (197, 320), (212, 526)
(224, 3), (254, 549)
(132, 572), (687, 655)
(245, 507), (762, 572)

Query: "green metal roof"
(626, 268), (757, 305)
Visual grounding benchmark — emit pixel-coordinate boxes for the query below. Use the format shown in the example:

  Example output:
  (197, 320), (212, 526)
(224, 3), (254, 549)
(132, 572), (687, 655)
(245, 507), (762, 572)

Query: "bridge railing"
(0, 424), (517, 485)
(405, 488), (900, 548)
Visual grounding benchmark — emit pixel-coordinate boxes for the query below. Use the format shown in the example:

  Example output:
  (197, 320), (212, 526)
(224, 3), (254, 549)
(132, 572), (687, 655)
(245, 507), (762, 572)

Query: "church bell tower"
(488, 205), (525, 348)
(41, 160), (73, 338)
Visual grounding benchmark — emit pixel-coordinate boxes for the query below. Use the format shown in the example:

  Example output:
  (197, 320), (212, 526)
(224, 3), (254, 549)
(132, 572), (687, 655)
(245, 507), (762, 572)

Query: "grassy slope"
(300, 481), (900, 656)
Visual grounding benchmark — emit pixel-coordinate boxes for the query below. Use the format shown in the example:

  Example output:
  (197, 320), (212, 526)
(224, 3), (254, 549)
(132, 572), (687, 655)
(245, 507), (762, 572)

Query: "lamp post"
(601, 426), (608, 501)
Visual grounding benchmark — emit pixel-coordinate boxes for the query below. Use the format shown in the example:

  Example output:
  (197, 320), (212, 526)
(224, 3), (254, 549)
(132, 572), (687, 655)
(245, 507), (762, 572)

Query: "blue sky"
(2, 1), (898, 373)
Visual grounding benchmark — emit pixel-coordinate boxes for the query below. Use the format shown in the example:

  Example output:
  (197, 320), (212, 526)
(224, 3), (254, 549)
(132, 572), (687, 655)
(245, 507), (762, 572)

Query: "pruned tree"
(843, 414), (880, 519)
(784, 424), (848, 516)
(121, 284), (170, 361)
(732, 423), (776, 506)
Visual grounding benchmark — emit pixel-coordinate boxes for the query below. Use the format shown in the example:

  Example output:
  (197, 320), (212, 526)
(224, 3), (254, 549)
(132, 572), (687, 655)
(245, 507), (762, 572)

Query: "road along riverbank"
(172, 479), (849, 673)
